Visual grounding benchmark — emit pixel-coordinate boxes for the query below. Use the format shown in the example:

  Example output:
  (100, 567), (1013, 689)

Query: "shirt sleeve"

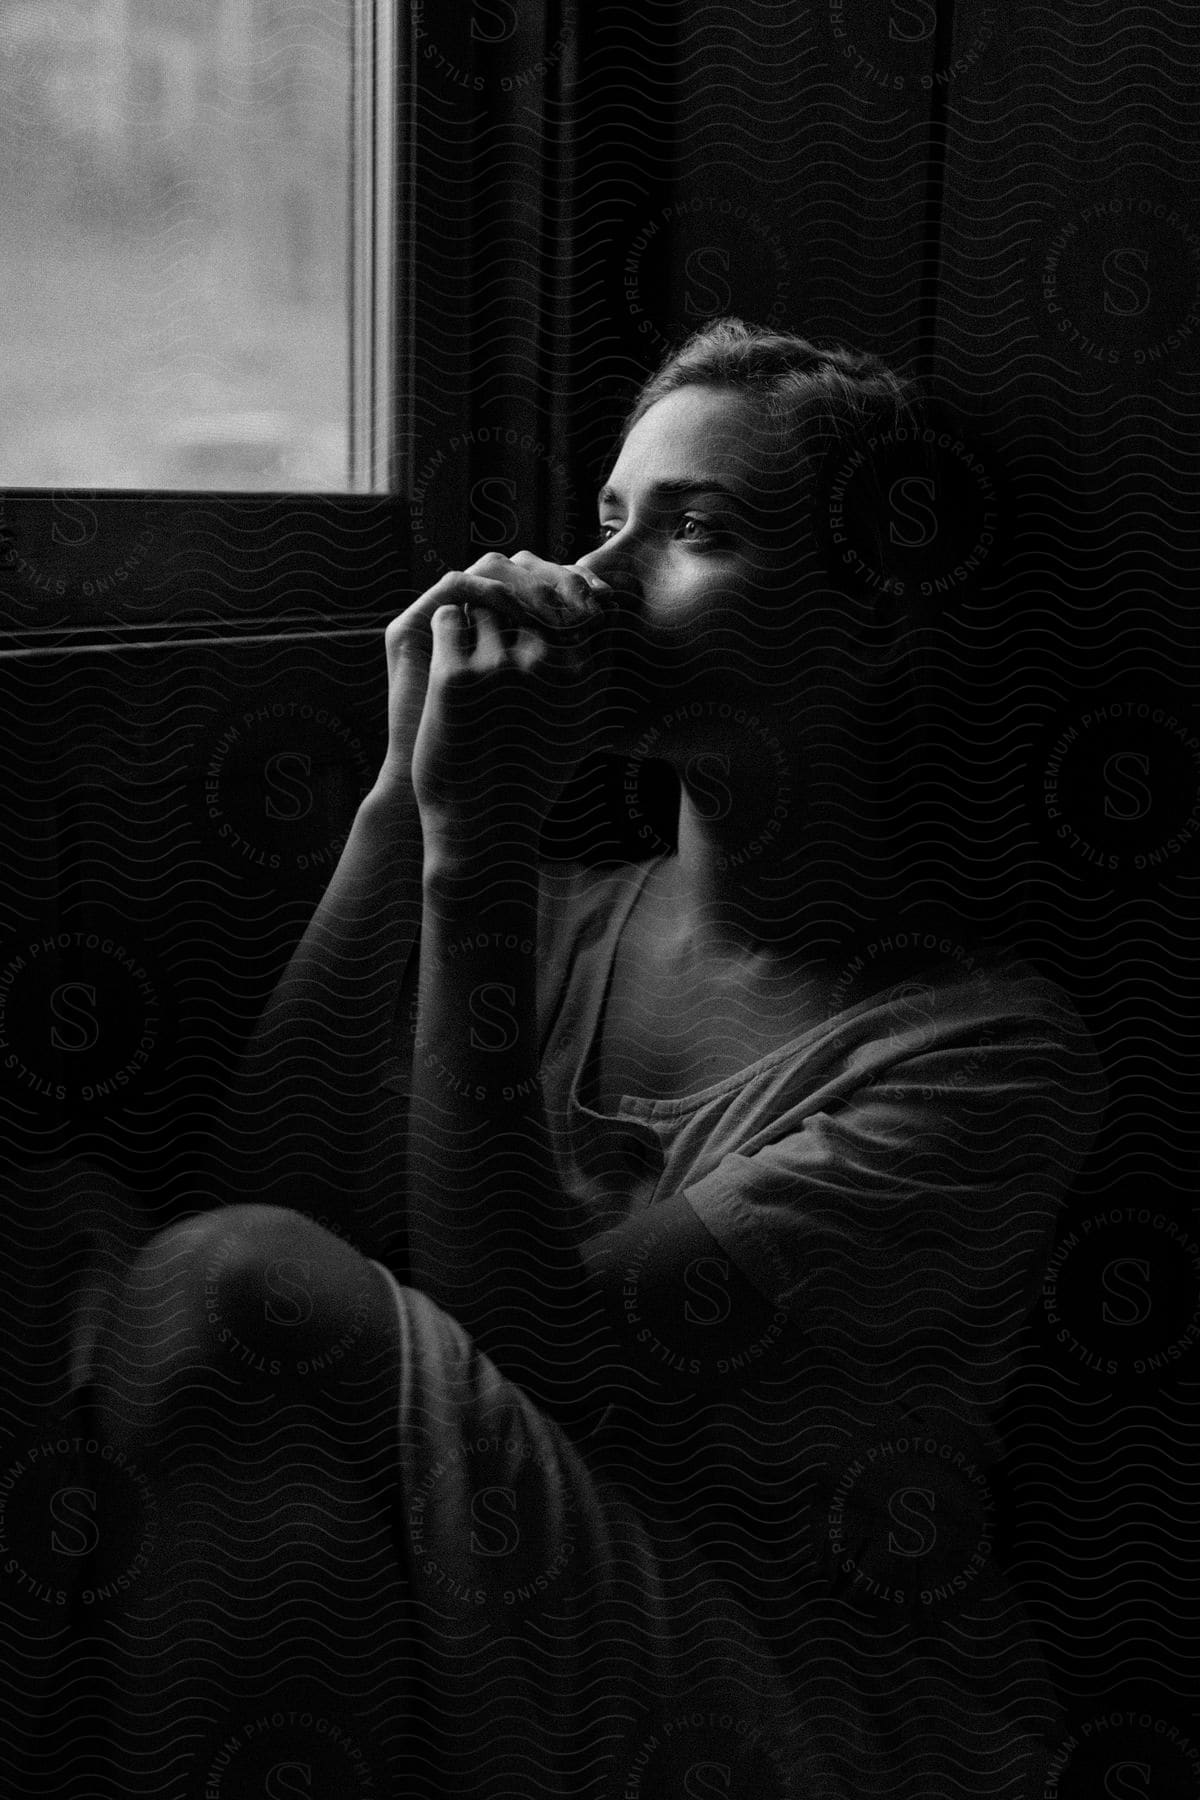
(679, 986), (1108, 1408)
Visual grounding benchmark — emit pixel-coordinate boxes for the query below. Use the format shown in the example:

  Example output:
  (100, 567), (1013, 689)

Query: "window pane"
(0, 0), (354, 490)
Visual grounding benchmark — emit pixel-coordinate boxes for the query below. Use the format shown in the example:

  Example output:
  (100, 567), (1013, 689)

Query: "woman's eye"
(594, 515), (723, 547)
(677, 514), (720, 542)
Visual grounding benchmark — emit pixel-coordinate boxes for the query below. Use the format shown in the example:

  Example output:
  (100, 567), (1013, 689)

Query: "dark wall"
(2, 0), (1197, 1786)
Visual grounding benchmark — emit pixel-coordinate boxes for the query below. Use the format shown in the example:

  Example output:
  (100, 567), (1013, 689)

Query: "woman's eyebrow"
(597, 477), (753, 513)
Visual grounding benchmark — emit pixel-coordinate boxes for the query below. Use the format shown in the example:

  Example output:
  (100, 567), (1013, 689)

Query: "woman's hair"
(621, 317), (926, 597)
(621, 315), (921, 485)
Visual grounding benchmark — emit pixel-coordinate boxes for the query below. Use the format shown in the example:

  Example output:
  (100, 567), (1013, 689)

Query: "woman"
(90, 321), (1105, 1797)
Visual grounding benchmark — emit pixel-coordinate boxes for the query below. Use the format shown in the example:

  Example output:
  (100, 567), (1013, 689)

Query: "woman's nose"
(572, 542), (642, 603)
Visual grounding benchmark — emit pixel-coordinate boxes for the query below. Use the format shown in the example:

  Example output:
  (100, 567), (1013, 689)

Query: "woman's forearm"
(251, 783), (423, 1072)
(406, 843), (608, 1426)
(218, 782), (424, 1216)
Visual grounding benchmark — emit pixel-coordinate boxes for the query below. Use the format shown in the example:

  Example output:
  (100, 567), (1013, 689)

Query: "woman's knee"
(93, 1204), (399, 1447)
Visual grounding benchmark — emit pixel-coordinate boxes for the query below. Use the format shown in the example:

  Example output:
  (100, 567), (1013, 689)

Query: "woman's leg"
(90, 1204), (814, 1799)
(89, 1204), (420, 1797)
(375, 1260), (816, 1800)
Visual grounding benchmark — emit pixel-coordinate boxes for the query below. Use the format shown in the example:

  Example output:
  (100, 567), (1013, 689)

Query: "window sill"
(0, 491), (414, 650)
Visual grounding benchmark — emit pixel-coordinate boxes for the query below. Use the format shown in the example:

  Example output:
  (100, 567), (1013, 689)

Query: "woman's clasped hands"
(380, 550), (620, 851)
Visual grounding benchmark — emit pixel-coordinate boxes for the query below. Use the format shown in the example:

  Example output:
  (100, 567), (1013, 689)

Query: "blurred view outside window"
(0, 0), (355, 490)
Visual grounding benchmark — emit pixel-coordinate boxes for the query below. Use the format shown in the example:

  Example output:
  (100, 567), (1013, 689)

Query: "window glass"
(0, 0), (352, 490)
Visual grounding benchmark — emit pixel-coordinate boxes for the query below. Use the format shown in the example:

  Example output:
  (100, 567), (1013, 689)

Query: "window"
(0, 0), (395, 493)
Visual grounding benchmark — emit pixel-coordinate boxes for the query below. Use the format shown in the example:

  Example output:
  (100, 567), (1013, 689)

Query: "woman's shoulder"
(933, 945), (1095, 1041)
(877, 941), (1099, 1048)
(831, 911), (1080, 1026)
(850, 944), (1109, 1129)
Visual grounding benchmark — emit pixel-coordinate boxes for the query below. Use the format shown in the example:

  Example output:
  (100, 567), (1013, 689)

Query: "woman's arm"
(217, 565), (552, 1242)
(406, 836), (615, 1433)
(218, 780), (423, 1238)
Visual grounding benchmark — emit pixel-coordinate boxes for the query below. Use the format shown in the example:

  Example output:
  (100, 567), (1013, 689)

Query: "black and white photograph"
(1, 3), (1197, 1794)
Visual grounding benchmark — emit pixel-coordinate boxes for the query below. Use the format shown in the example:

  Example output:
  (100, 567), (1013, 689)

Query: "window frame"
(0, 0), (414, 657)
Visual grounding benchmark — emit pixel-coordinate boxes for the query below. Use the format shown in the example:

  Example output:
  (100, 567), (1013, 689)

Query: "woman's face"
(574, 383), (818, 733)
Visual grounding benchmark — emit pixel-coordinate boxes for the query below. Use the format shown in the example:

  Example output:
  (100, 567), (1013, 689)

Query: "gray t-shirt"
(534, 853), (1106, 1429)
(383, 851), (1108, 1789)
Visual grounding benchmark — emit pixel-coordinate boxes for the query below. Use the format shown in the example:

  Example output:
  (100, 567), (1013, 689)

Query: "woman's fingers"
(385, 574), (523, 669)
(386, 558), (613, 694)
(473, 550), (613, 627)
(508, 548), (615, 611)
(507, 549), (594, 586)
(379, 558), (610, 795)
